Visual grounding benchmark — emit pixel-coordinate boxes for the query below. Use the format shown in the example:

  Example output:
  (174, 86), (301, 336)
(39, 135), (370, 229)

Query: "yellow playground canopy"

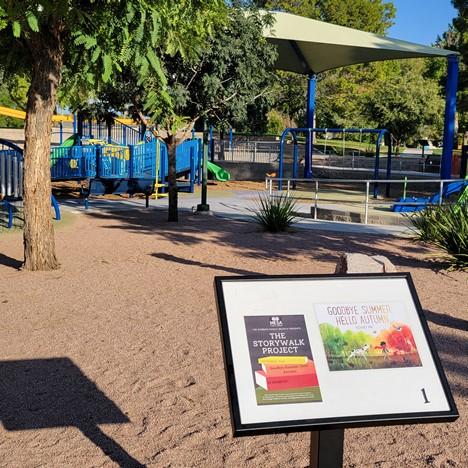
(264, 11), (455, 74)
(0, 106), (134, 125)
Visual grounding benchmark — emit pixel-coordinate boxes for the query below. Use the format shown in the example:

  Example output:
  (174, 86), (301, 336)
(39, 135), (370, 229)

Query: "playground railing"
(99, 145), (130, 178)
(131, 141), (157, 179)
(81, 119), (143, 146)
(0, 149), (23, 198)
(50, 146), (97, 180)
(265, 177), (467, 225)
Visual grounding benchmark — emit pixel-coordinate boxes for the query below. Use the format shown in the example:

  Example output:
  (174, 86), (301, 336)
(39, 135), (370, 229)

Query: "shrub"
(252, 193), (297, 232)
(409, 203), (468, 270)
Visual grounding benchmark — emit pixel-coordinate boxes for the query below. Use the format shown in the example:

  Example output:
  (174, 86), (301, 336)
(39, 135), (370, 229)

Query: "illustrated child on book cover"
(244, 315), (322, 406)
(315, 302), (422, 371)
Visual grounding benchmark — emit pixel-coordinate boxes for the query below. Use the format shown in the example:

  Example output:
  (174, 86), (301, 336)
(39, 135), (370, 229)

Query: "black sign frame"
(214, 272), (459, 437)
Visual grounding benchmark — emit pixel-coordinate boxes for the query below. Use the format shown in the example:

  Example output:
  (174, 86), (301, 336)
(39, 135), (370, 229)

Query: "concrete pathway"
(61, 189), (412, 237)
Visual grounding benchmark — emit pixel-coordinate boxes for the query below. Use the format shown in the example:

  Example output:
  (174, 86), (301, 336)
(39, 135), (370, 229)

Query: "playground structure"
(0, 115), (232, 228)
(0, 138), (61, 228)
(392, 178), (468, 213)
(277, 128), (391, 196)
(264, 11), (460, 182)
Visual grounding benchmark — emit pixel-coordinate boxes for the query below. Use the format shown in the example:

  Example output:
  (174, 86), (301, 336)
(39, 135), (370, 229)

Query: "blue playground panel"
(392, 180), (468, 212)
(49, 139), (200, 185)
(50, 146), (97, 180)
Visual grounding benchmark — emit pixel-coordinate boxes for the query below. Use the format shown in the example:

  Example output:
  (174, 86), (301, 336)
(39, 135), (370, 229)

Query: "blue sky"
(388, 0), (457, 45)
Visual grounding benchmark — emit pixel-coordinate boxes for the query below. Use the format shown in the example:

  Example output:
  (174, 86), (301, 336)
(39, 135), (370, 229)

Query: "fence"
(265, 177), (467, 225)
(212, 137), (442, 175)
(214, 140), (279, 163)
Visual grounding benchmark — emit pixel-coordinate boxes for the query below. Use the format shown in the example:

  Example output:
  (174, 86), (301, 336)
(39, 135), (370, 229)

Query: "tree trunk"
(166, 135), (178, 222)
(23, 25), (64, 271)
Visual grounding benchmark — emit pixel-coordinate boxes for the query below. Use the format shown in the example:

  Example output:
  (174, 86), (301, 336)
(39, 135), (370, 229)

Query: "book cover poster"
(315, 302), (422, 371)
(244, 315), (322, 406)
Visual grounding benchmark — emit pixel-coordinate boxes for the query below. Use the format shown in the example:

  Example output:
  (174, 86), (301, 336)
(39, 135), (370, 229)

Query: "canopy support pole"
(441, 54), (459, 180)
(305, 74), (316, 179)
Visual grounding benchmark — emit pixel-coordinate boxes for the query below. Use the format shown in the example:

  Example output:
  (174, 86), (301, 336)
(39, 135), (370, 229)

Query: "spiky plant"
(409, 203), (468, 270)
(252, 193), (297, 232)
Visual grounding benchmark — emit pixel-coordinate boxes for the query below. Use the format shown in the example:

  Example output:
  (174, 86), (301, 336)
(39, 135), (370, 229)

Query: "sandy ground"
(0, 207), (466, 468)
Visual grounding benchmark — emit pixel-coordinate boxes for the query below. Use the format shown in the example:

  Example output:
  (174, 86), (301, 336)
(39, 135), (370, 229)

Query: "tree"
(0, 1), (225, 270)
(93, 6), (277, 221)
(367, 60), (444, 148)
(452, 0), (468, 132)
(149, 7), (277, 221)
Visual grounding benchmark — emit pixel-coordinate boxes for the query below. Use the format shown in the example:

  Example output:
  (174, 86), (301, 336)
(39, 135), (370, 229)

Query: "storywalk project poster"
(244, 315), (322, 405)
(315, 302), (422, 371)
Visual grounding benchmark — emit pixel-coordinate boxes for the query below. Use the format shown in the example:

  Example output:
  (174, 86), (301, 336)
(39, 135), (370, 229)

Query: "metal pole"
(287, 179), (290, 197)
(365, 181), (370, 225)
(314, 180), (318, 220)
(310, 430), (344, 468)
(385, 131), (392, 198)
(278, 130), (287, 191)
(305, 74), (316, 178)
(441, 55), (459, 179)
(373, 132), (382, 198)
(209, 125), (215, 163)
(197, 121), (210, 212)
(439, 180), (444, 205)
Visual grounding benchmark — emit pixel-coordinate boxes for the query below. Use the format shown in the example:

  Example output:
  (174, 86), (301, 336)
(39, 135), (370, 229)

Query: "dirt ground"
(0, 207), (466, 467)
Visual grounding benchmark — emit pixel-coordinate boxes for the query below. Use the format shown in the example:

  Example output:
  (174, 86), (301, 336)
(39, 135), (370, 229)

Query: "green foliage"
(252, 193), (297, 232)
(259, 0), (395, 34)
(319, 323), (371, 358)
(0, 71), (29, 127)
(409, 202), (468, 270)
(367, 60), (445, 146)
(451, 0), (468, 131)
(266, 109), (289, 135)
(144, 7), (277, 131)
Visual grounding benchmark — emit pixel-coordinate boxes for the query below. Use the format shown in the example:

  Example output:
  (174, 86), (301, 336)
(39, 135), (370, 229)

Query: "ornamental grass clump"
(409, 202), (468, 270)
(252, 193), (297, 232)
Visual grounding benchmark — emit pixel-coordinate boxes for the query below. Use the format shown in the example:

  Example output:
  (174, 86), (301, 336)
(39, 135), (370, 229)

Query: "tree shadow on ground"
(424, 309), (468, 332)
(151, 252), (265, 276)
(0, 253), (22, 270)
(0, 357), (145, 467)
(431, 329), (468, 399)
(83, 206), (452, 272)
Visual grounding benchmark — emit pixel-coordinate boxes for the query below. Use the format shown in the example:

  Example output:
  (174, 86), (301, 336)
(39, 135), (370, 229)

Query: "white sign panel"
(214, 273), (458, 436)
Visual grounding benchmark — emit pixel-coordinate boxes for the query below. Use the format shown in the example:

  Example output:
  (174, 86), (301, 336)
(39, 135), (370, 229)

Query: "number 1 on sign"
(421, 388), (430, 404)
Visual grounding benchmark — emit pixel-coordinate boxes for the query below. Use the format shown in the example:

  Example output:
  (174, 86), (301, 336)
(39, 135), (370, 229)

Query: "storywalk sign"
(214, 273), (458, 436)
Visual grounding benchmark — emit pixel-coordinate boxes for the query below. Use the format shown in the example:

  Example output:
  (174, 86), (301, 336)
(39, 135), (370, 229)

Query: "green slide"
(206, 161), (231, 182)
(59, 134), (77, 148)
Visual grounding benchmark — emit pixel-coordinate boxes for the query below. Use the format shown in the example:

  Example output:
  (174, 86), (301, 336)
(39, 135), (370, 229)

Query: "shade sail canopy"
(265, 11), (456, 75)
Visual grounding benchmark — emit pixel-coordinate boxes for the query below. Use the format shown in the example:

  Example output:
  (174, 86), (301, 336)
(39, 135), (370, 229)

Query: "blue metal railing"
(131, 141), (157, 179)
(0, 149), (23, 198)
(98, 145), (130, 178)
(81, 119), (143, 146)
(50, 146), (97, 180)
